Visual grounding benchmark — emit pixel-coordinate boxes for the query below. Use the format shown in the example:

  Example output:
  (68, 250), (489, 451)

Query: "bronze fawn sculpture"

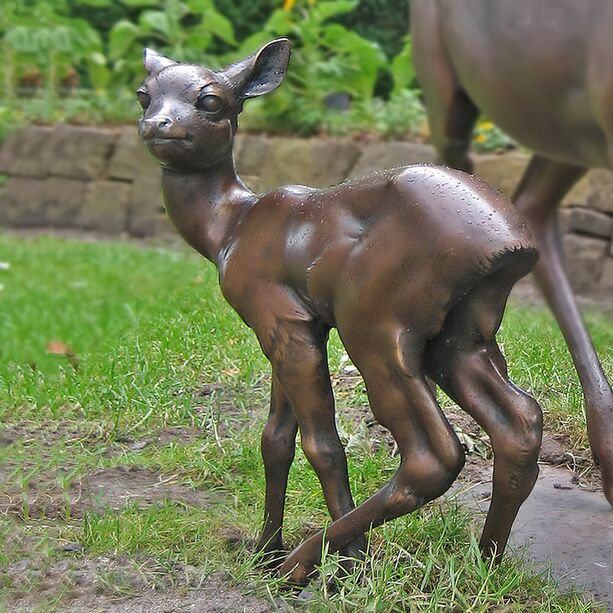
(137, 39), (543, 585)
(411, 0), (613, 506)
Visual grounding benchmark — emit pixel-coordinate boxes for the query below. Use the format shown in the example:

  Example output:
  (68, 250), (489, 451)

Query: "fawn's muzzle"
(139, 117), (188, 141)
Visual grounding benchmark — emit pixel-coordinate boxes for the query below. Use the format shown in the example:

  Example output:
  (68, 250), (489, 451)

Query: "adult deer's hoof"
(586, 390), (613, 508)
(597, 453), (613, 508)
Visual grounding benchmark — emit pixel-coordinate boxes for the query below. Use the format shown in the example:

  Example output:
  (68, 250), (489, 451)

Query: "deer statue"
(411, 0), (613, 506)
(137, 38), (543, 585)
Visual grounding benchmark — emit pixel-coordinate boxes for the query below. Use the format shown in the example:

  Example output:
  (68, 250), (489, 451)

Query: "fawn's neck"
(161, 157), (256, 265)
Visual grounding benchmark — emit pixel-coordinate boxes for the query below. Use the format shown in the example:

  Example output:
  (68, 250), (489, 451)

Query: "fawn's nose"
(139, 116), (187, 140)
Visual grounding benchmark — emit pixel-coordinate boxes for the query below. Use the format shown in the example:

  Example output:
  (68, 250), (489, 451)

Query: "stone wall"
(1, 125), (612, 292)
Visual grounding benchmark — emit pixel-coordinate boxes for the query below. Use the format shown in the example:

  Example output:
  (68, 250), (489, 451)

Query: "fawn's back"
(219, 165), (536, 331)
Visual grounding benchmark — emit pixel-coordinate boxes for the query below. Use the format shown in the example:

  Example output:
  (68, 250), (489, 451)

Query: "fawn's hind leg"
(426, 273), (543, 560)
(256, 374), (298, 556)
(279, 326), (465, 585)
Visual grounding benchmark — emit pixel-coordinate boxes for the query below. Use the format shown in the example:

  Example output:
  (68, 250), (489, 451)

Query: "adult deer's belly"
(440, 0), (610, 168)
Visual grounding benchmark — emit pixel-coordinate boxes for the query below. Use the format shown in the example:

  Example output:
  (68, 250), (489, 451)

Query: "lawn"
(0, 233), (610, 611)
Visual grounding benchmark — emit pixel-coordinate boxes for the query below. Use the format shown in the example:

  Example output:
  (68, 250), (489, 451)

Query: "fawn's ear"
(220, 38), (291, 101)
(144, 48), (178, 75)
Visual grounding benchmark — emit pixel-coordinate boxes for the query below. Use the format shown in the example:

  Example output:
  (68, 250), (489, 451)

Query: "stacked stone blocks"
(0, 125), (612, 292)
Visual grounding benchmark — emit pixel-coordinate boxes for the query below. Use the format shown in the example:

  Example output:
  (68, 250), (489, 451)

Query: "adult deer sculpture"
(137, 38), (543, 585)
(411, 0), (613, 506)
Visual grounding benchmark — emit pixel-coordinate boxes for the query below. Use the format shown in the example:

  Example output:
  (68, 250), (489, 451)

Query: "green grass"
(0, 233), (610, 611)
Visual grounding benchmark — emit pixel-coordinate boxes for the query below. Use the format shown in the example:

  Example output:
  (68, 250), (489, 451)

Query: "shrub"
(337, 0), (410, 57)
(0, 0), (432, 141)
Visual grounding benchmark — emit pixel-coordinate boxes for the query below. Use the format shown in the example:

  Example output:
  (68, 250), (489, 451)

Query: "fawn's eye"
(137, 90), (150, 110)
(197, 93), (223, 113)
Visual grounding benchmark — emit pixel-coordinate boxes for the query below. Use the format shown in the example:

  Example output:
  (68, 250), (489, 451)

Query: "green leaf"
(87, 51), (111, 91)
(140, 11), (173, 39)
(321, 25), (385, 97)
(78, 0), (112, 6)
(185, 0), (214, 12)
(312, 1), (358, 22)
(109, 20), (141, 61)
(263, 9), (294, 36)
(119, 0), (159, 7)
(200, 11), (236, 45)
(183, 29), (213, 52)
(391, 36), (415, 94)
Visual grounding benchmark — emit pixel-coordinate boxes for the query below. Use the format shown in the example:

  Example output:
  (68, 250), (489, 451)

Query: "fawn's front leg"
(260, 319), (367, 571)
(256, 374), (298, 557)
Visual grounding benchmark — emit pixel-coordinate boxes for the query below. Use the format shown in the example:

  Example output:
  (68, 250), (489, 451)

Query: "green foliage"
(233, 1), (391, 136)
(390, 35), (416, 94)
(336, 0), (411, 58)
(320, 88), (427, 139)
(473, 119), (516, 153)
(0, 0), (424, 138)
(1, 0), (418, 138)
(0, 106), (26, 142)
(107, 0), (236, 89)
(213, 0), (279, 43)
(1, 0), (105, 107)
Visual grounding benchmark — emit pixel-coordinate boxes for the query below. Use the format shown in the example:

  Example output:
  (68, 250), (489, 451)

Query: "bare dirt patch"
(5, 551), (280, 613)
(76, 465), (219, 513)
(0, 423), (221, 518)
(0, 464), (220, 518)
(0, 420), (107, 450)
(114, 426), (202, 453)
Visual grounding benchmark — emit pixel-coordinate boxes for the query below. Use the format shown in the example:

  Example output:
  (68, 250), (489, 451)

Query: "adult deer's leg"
(411, 0), (479, 172)
(426, 275), (543, 560)
(279, 329), (465, 585)
(256, 374), (298, 555)
(267, 322), (367, 563)
(513, 155), (613, 506)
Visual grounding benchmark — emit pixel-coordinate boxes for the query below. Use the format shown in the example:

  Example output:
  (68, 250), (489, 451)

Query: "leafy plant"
(0, 0), (434, 141)
(1, 0), (106, 109)
(212, 0), (279, 43)
(107, 0), (236, 89)
(333, 89), (427, 139)
(335, 0), (411, 58)
(473, 119), (516, 153)
(390, 36), (416, 94)
(0, 106), (26, 143)
(236, 0), (387, 136)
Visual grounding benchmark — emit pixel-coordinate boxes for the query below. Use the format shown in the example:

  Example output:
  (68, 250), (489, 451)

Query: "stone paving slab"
(457, 465), (613, 608)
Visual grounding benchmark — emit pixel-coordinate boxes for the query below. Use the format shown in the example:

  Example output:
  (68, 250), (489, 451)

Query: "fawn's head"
(138, 39), (291, 172)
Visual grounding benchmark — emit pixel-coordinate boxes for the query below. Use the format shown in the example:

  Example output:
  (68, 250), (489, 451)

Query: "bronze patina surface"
(137, 39), (542, 584)
(411, 0), (613, 506)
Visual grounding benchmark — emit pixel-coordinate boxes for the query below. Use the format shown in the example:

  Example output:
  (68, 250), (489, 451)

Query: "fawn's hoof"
(278, 548), (318, 586)
(254, 539), (287, 571)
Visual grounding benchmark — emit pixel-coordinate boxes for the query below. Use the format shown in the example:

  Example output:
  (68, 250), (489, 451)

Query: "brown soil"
(0, 423), (220, 519)
(6, 553), (281, 613)
(0, 419), (280, 612)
